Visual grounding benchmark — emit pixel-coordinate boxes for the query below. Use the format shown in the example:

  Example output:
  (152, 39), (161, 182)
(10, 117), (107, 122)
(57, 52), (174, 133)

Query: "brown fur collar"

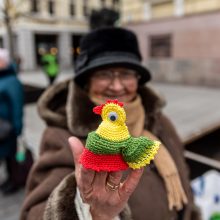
(37, 80), (165, 137)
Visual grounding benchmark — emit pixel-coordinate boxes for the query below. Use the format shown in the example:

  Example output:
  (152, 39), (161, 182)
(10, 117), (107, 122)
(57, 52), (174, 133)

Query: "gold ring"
(106, 181), (120, 191)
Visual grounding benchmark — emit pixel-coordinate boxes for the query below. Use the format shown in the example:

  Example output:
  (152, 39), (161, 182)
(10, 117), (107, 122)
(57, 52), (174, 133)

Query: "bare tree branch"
(0, 0), (28, 59)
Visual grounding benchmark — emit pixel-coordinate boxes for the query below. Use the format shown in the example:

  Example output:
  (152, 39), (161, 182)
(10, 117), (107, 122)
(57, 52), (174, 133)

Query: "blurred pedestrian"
(0, 48), (24, 195)
(41, 53), (59, 85)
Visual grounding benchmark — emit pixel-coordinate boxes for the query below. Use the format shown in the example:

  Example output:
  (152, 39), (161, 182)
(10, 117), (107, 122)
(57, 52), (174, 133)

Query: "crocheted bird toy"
(80, 99), (160, 172)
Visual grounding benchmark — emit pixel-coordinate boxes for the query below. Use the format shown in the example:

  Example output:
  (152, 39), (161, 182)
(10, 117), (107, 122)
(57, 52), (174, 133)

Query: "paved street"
(1, 69), (220, 220)
(19, 69), (74, 158)
(153, 83), (220, 144)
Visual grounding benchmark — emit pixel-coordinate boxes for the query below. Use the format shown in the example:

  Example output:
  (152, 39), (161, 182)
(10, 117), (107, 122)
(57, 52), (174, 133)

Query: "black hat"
(74, 27), (151, 87)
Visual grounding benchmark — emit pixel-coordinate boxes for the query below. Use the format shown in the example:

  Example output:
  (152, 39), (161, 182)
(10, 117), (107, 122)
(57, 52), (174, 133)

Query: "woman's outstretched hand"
(69, 136), (143, 220)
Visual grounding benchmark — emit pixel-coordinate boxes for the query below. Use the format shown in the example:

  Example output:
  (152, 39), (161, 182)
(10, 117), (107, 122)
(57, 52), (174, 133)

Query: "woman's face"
(88, 67), (139, 103)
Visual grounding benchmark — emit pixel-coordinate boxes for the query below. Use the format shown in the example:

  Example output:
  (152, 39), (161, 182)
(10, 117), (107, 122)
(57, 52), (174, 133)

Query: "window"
(83, 0), (89, 17)
(70, 0), (75, 16)
(31, 0), (38, 13)
(149, 35), (172, 58)
(48, 0), (55, 15)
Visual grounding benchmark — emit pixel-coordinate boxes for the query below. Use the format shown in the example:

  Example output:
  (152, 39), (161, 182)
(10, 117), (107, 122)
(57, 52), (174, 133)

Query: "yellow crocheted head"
(93, 100), (129, 141)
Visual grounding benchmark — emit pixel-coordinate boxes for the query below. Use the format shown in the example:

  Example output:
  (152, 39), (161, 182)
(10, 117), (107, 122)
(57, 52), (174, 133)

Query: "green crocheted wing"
(122, 136), (160, 169)
(86, 131), (130, 154)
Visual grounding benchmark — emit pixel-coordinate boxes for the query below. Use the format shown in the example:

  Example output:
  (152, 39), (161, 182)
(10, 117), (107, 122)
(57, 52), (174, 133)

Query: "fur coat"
(20, 80), (200, 220)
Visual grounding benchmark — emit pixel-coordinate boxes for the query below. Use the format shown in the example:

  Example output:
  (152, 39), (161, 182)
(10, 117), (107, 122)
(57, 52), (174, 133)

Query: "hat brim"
(74, 55), (151, 87)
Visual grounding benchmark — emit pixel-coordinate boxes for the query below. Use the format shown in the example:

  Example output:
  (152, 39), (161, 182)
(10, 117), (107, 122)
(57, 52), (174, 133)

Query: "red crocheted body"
(80, 148), (129, 172)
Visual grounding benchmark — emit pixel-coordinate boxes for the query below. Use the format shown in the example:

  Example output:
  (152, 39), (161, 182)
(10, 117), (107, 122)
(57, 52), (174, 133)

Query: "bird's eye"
(108, 112), (118, 121)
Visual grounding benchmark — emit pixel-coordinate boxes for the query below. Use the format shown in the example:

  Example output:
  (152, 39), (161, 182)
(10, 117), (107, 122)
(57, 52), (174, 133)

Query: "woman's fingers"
(107, 171), (123, 185)
(92, 172), (108, 190)
(68, 136), (84, 170)
(68, 136), (95, 193)
(68, 137), (145, 209)
(105, 171), (123, 192)
(120, 168), (143, 199)
(79, 166), (95, 192)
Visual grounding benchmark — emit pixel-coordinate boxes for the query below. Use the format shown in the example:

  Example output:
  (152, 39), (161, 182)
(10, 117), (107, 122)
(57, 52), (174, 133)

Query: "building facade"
(0, 0), (120, 70)
(121, 0), (220, 86)
(121, 0), (220, 22)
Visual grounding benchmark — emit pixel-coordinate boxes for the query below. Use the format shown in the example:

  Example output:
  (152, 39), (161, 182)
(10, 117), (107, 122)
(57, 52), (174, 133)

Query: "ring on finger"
(106, 181), (120, 191)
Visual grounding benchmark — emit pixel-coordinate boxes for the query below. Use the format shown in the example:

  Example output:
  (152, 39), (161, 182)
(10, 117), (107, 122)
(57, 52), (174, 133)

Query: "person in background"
(20, 28), (200, 219)
(0, 48), (24, 195)
(41, 52), (59, 85)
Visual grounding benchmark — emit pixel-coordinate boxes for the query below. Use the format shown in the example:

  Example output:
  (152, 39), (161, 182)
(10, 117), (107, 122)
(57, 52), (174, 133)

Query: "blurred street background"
(1, 0), (220, 219)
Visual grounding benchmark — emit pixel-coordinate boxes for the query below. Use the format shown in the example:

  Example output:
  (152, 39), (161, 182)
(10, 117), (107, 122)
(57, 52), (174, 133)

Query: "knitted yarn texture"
(80, 99), (160, 171)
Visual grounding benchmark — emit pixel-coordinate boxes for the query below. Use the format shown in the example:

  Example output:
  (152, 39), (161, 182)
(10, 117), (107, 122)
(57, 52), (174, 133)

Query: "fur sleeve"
(20, 127), (74, 220)
(43, 172), (79, 220)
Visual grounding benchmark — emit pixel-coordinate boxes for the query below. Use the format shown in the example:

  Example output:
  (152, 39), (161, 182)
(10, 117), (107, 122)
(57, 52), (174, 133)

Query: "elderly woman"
(20, 28), (200, 220)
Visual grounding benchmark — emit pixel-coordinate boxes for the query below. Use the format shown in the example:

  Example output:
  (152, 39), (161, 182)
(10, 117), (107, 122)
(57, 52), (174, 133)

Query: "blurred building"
(121, 0), (220, 86)
(0, 0), (119, 70)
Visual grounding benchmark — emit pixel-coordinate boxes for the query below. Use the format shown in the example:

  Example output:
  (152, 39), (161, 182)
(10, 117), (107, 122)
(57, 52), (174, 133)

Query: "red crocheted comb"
(93, 99), (124, 115)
